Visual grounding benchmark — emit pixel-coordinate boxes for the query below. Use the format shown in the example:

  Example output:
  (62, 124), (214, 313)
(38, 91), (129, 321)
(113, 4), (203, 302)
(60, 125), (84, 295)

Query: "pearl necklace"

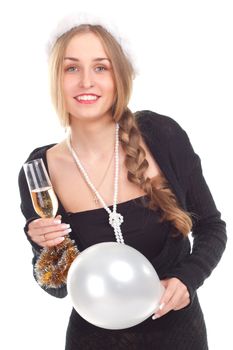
(66, 123), (124, 244)
(92, 149), (114, 205)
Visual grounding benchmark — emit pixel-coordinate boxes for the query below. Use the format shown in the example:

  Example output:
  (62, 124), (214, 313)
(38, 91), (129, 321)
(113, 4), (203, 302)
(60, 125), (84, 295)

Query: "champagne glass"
(23, 158), (58, 218)
(23, 158), (79, 288)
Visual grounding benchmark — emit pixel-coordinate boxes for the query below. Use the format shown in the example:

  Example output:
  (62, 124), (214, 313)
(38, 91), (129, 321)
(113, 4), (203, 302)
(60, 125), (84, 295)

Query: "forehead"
(65, 32), (108, 58)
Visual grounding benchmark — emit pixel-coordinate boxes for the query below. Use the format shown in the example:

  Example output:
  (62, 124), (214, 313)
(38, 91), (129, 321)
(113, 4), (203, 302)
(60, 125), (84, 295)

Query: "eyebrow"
(64, 57), (111, 62)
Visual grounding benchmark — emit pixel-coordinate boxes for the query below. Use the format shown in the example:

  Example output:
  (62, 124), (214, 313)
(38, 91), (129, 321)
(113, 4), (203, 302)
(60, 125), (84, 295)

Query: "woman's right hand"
(27, 215), (72, 248)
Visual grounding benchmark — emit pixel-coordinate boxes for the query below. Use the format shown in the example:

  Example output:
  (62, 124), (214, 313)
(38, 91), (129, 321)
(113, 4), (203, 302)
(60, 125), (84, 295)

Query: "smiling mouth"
(74, 94), (100, 104)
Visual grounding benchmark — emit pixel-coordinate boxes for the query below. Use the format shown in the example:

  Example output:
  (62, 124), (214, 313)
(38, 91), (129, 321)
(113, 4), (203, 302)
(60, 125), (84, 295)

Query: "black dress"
(18, 110), (227, 350)
(64, 197), (208, 350)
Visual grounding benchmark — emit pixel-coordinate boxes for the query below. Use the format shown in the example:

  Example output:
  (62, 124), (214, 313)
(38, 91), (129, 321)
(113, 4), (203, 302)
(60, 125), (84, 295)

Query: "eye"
(95, 66), (107, 72)
(65, 66), (78, 72)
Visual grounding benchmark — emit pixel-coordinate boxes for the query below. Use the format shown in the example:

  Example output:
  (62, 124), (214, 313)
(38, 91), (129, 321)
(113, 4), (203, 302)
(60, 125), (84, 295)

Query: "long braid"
(49, 24), (192, 235)
(118, 108), (192, 236)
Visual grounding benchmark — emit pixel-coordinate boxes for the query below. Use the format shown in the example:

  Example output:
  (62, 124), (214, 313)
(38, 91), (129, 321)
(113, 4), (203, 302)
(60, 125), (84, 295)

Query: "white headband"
(46, 12), (138, 74)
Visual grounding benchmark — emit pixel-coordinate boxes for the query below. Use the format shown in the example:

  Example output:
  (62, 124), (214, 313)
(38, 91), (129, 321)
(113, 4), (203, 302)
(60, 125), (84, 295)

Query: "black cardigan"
(18, 110), (227, 303)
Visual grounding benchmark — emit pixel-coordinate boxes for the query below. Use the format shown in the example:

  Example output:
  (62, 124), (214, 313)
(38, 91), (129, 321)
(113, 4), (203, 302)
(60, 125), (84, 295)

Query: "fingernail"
(152, 314), (159, 320)
(54, 219), (61, 224)
(58, 237), (65, 242)
(65, 228), (72, 234)
(159, 303), (165, 310)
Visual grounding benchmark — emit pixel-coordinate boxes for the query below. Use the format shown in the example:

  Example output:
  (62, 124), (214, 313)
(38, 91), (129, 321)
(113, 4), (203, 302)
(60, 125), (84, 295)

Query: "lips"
(74, 94), (100, 104)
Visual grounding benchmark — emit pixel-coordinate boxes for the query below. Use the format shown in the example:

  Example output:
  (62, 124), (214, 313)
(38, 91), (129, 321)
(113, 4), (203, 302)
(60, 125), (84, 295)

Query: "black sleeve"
(136, 110), (227, 304)
(165, 126), (227, 304)
(18, 150), (67, 298)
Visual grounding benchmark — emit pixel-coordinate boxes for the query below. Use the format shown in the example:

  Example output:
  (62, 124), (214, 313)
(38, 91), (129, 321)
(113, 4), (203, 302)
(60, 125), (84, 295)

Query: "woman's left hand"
(152, 277), (190, 319)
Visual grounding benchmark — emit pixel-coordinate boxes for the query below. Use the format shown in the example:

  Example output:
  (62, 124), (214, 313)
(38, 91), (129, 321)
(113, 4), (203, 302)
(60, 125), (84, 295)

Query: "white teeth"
(76, 95), (98, 101)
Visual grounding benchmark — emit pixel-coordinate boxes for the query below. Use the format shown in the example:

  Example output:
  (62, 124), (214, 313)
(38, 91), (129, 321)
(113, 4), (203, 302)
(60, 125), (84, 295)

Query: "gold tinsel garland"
(34, 237), (79, 288)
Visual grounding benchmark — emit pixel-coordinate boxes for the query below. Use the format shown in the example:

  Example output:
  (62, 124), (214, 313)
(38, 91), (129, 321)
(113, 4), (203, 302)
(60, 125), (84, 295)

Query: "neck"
(69, 117), (116, 159)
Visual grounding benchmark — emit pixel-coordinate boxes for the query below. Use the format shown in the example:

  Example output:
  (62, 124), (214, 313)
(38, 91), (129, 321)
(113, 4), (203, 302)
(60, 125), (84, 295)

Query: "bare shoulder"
(46, 140), (72, 164)
(47, 141), (65, 157)
(46, 141), (73, 181)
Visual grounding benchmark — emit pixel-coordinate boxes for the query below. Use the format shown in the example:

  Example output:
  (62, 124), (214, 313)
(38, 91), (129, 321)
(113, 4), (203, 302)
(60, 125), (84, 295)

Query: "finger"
(153, 279), (180, 318)
(173, 302), (187, 311)
(43, 236), (66, 248)
(159, 280), (178, 306)
(157, 293), (179, 317)
(40, 227), (72, 243)
(38, 223), (71, 236)
(28, 224), (68, 244)
(35, 236), (66, 248)
(160, 279), (169, 288)
(28, 219), (64, 241)
(29, 221), (71, 246)
(173, 292), (190, 310)
(157, 279), (172, 306)
(156, 287), (188, 317)
(30, 217), (61, 229)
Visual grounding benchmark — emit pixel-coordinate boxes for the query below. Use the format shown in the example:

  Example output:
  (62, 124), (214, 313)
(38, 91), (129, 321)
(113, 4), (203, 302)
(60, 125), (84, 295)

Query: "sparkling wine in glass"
(23, 158), (78, 289)
(23, 158), (58, 218)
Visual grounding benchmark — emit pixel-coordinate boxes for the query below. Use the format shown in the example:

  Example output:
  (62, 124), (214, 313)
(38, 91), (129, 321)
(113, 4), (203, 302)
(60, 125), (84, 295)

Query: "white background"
(0, 0), (232, 349)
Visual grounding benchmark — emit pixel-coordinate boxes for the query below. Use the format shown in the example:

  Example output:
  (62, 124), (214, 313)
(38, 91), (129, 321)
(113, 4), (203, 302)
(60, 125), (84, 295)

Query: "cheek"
(63, 76), (76, 95)
(102, 78), (116, 97)
(62, 79), (69, 97)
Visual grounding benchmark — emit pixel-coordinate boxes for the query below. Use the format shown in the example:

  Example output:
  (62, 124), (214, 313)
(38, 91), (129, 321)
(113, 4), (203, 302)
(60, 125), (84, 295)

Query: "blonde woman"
(18, 15), (226, 350)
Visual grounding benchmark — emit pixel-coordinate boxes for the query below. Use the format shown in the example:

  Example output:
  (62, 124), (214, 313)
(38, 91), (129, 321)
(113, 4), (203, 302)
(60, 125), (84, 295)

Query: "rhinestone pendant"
(93, 194), (99, 205)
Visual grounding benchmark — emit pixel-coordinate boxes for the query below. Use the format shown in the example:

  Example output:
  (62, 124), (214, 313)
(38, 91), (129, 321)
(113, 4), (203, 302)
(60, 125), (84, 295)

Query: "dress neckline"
(66, 194), (147, 216)
(41, 144), (147, 217)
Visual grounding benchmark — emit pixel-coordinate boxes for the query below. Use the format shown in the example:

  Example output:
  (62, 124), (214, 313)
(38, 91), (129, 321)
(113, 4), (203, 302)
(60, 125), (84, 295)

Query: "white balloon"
(67, 242), (164, 330)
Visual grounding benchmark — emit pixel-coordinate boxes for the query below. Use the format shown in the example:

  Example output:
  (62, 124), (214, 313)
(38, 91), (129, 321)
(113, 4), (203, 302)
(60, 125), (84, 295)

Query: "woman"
(18, 15), (227, 350)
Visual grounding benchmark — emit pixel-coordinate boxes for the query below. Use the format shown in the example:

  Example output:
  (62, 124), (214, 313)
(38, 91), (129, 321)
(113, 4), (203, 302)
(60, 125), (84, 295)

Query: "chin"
(71, 108), (112, 121)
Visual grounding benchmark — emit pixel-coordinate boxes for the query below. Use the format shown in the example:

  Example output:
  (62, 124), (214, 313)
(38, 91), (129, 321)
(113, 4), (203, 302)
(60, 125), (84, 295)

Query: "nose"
(78, 68), (94, 89)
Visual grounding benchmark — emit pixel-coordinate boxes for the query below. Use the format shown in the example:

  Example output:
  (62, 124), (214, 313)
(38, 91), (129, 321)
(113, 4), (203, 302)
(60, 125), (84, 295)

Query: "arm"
(166, 152), (227, 300)
(137, 111), (227, 300)
(147, 114), (227, 318)
(164, 122), (227, 303)
(18, 162), (68, 298)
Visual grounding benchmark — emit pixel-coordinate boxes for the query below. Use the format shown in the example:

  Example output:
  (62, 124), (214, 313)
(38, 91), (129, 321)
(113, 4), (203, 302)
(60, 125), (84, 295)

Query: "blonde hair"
(48, 24), (192, 236)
